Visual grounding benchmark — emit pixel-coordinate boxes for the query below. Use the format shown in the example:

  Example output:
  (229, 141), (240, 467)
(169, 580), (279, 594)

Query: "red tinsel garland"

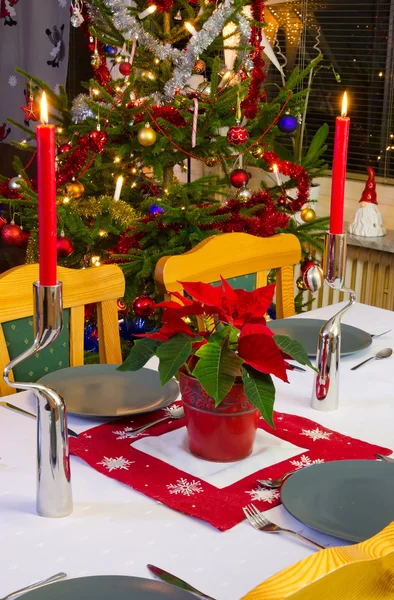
(109, 191), (290, 257)
(56, 136), (91, 187)
(132, 105), (187, 127)
(263, 151), (310, 212)
(148, 0), (174, 11)
(241, 0), (266, 119)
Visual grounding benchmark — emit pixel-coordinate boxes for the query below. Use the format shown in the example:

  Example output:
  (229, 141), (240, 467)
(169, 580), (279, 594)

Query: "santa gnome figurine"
(348, 167), (386, 237)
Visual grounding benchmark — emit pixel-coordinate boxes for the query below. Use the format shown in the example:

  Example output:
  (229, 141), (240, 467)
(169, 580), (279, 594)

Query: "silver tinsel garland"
(71, 0), (252, 122)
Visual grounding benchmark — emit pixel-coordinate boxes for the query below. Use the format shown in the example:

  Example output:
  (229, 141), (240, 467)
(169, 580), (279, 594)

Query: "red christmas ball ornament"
(227, 123), (249, 146)
(18, 228), (29, 249)
(119, 61), (132, 76)
(230, 168), (249, 189)
(56, 232), (74, 258)
(132, 294), (155, 317)
(59, 143), (71, 154)
(1, 222), (24, 246)
(0, 215), (6, 231)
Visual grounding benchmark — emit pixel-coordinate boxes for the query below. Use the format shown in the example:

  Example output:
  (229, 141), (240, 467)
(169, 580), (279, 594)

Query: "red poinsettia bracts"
(121, 278), (314, 426)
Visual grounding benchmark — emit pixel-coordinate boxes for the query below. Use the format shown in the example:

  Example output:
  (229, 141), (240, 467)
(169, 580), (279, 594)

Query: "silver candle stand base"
(311, 233), (356, 412)
(3, 282), (73, 517)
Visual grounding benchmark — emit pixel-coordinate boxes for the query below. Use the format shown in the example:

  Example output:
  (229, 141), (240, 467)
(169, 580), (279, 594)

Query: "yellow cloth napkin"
(242, 522), (394, 600)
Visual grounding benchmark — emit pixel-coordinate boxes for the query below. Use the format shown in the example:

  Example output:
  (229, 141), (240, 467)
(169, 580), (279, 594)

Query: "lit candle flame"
(341, 92), (348, 117)
(272, 164), (278, 174)
(40, 92), (48, 124)
(185, 22), (197, 36)
(272, 163), (281, 186)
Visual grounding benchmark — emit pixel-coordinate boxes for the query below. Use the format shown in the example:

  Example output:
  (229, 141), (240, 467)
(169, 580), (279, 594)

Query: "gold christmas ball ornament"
(300, 206), (316, 223)
(296, 275), (308, 291)
(65, 181), (85, 198)
(205, 156), (217, 167)
(90, 51), (102, 69)
(193, 59), (206, 74)
(137, 123), (157, 147)
(251, 145), (264, 159)
(236, 185), (252, 202)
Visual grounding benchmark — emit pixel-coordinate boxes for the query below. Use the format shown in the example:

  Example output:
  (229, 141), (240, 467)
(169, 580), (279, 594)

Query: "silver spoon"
(258, 470), (297, 489)
(375, 453), (394, 463)
(351, 347), (393, 371)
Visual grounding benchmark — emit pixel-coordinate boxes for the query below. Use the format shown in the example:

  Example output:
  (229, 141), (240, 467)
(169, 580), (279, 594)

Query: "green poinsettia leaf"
(117, 338), (162, 372)
(242, 366), (275, 428)
(274, 334), (318, 372)
(193, 338), (244, 405)
(156, 334), (193, 386)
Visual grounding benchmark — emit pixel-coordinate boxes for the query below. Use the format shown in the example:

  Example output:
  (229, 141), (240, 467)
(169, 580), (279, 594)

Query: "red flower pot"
(179, 370), (260, 462)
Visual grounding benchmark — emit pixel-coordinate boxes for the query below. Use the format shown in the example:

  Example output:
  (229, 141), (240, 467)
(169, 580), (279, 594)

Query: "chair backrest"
(0, 264), (125, 397)
(155, 232), (301, 320)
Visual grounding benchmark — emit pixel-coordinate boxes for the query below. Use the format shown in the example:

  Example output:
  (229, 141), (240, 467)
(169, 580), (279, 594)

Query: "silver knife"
(0, 401), (79, 438)
(147, 564), (216, 600)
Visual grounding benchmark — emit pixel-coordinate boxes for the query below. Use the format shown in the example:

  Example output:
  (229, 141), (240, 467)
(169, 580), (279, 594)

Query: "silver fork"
(128, 404), (184, 435)
(1, 572), (66, 600)
(243, 504), (325, 550)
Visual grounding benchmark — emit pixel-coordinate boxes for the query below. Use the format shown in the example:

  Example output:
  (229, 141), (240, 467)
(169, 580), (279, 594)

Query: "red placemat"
(70, 404), (392, 531)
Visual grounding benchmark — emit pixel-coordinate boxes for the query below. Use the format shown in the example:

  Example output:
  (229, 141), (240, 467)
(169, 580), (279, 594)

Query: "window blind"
(265, 0), (394, 179)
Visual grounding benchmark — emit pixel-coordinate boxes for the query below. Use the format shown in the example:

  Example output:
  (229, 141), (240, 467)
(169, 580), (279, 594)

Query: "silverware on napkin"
(351, 347), (392, 371)
(243, 504), (325, 551)
(129, 405), (184, 435)
(147, 564), (216, 600)
(0, 401), (79, 438)
(371, 330), (392, 338)
(1, 572), (67, 600)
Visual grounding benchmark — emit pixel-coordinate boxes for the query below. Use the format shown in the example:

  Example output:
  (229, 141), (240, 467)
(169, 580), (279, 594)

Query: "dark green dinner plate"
(281, 460), (394, 542)
(20, 576), (195, 599)
(38, 365), (179, 418)
(268, 318), (372, 357)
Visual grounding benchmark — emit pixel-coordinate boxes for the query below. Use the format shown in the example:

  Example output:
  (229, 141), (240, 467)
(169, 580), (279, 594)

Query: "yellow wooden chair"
(0, 264), (125, 397)
(155, 232), (301, 319)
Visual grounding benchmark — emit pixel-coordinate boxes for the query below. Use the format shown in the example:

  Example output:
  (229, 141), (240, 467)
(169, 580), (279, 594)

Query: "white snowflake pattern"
(301, 427), (332, 442)
(166, 478), (204, 496)
(8, 75), (17, 87)
(97, 456), (134, 472)
(290, 454), (325, 470)
(245, 488), (280, 503)
(112, 427), (148, 441)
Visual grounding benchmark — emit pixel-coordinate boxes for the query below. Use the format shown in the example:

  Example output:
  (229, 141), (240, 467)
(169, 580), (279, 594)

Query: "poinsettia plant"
(119, 278), (316, 426)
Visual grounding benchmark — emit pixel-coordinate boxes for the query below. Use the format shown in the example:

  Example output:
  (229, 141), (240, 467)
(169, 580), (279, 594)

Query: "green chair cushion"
(2, 310), (70, 383)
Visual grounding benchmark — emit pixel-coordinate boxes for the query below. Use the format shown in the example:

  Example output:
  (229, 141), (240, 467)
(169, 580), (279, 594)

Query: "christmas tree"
(0, 0), (332, 306)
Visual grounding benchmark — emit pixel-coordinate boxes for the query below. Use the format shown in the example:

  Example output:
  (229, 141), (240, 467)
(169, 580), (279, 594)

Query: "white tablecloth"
(1, 302), (394, 599)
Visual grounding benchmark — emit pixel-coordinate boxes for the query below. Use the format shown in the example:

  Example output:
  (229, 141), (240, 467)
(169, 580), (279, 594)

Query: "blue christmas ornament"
(277, 114), (298, 134)
(84, 324), (99, 353)
(149, 204), (165, 215)
(120, 317), (156, 342)
(104, 45), (117, 56)
(267, 305), (276, 321)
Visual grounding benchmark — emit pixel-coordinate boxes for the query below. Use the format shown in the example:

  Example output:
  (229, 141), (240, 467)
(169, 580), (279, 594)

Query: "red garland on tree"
(0, 180), (21, 200)
(148, 0), (174, 11)
(241, 0), (266, 119)
(263, 151), (310, 212)
(132, 105), (187, 128)
(56, 136), (91, 187)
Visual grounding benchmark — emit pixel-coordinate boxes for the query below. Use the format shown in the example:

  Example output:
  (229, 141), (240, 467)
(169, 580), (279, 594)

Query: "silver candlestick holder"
(3, 282), (73, 517)
(311, 233), (356, 411)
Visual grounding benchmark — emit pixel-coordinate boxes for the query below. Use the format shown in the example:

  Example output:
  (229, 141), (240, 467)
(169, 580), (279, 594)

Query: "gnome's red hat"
(360, 167), (377, 204)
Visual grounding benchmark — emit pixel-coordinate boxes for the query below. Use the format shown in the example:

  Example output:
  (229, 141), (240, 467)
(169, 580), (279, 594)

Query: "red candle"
(37, 92), (57, 286)
(329, 92), (350, 234)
